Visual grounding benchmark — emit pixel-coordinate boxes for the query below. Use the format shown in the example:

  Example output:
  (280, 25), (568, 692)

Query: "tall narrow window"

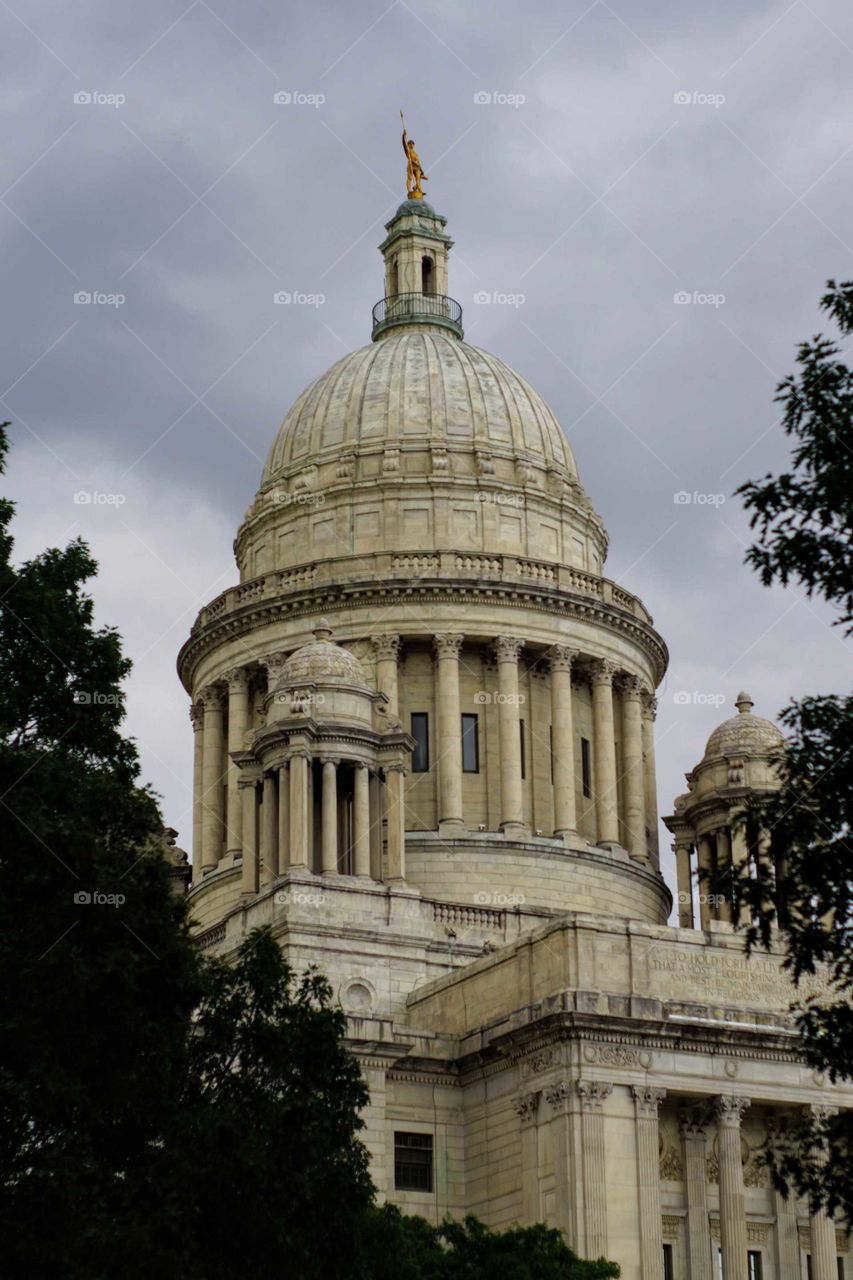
(421, 255), (433, 294)
(411, 713), (429, 773)
(461, 713), (479, 773)
(549, 725), (554, 783)
(662, 1243), (674, 1280)
(519, 719), (526, 780)
(394, 1131), (433, 1192)
(747, 1251), (763, 1280)
(581, 736), (591, 798)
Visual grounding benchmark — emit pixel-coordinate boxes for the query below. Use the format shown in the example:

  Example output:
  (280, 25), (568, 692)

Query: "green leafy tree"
(729, 282), (853, 1223)
(356, 1203), (620, 1280)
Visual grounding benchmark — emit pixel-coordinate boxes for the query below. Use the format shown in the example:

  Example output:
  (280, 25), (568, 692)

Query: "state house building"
(176, 186), (850, 1280)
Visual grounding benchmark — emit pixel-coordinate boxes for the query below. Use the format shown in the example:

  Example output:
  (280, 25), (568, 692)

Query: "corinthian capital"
(189, 700), (204, 730)
(513, 1090), (541, 1125)
(200, 684), (226, 710)
(633, 1085), (666, 1117)
(715, 1095), (751, 1127)
(226, 666), (250, 693)
(373, 633), (401, 662)
(493, 635), (523, 664)
(589, 658), (617, 687)
(577, 1079), (613, 1110)
(618, 673), (644, 700)
(547, 644), (578, 673)
(641, 690), (657, 720)
(433, 633), (464, 659)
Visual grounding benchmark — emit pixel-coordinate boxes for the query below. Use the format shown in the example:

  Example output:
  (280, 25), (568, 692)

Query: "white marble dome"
(278, 622), (365, 687)
(260, 330), (579, 483)
(703, 692), (784, 759)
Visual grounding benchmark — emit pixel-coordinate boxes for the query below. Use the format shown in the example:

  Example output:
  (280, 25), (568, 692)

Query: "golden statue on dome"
(400, 111), (427, 200)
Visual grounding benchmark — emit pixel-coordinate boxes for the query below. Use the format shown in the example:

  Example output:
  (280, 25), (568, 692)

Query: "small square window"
(394, 1131), (433, 1192)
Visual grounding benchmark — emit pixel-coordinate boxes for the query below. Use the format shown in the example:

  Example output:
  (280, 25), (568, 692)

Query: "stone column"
(675, 841), (695, 927)
(262, 770), (279, 883)
(385, 765), (406, 882)
(225, 668), (250, 857)
(680, 1108), (714, 1280)
(577, 1080), (613, 1259)
(546, 1081), (580, 1250)
(369, 771), (383, 879)
(494, 636), (524, 832)
(239, 775), (258, 895)
(590, 660), (619, 846)
(731, 822), (752, 926)
(434, 634), (465, 833)
(620, 676), (647, 861)
(353, 763), (371, 877)
(190, 701), (204, 883)
(633, 1087), (666, 1280)
(277, 762), (289, 871)
(513, 1090), (541, 1225)
(715, 1096), (751, 1280)
(809, 1106), (838, 1280)
(767, 1117), (800, 1280)
(321, 759), (338, 874)
(373, 634), (401, 716)
(200, 684), (226, 872)
(289, 752), (310, 870)
(696, 834), (715, 928)
(548, 646), (577, 838)
(716, 827), (733, 923)
(641, 691), (660, 867)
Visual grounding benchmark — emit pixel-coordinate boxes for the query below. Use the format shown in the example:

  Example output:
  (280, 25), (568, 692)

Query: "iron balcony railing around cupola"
(371, 291), (463, 341)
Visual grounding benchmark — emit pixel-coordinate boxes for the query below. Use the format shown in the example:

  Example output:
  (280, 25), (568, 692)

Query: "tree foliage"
(731, 283), (853, 1223)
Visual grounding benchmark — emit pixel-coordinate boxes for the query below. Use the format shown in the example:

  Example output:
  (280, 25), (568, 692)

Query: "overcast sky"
(3, 0), (852, 906)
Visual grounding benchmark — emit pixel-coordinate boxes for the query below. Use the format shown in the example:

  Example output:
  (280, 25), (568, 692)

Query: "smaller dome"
(279, 620), (365, 687)
(703, 692), (784, 760)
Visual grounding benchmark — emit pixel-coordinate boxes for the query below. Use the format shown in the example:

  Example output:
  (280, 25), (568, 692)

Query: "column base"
(438, 819), (466, 837)
(555, 827), (577, 844)
(596, 841), (630, 861)
(500, 821), (527, 837)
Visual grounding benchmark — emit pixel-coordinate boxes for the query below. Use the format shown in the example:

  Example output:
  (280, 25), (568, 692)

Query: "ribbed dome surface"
(703, 694), (784, 759)
(280, 639), (364, 686)
(261, 330), (579, 483)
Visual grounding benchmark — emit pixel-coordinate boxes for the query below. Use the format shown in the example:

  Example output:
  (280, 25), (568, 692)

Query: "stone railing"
(193, 552), (653, 630)
(434, 901), (507, 931)
(195, 921), (226, 950)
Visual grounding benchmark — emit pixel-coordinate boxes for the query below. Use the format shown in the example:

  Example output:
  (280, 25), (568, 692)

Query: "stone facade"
(179, 196), (850, 1280)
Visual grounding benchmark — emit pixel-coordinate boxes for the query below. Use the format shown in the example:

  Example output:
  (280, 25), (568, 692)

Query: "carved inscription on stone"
(648, 945), (825, 1011)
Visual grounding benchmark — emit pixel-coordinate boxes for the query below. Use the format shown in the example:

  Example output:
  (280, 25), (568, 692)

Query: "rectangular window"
(519, 719), (526, 780)
(838, 1258), (845, 1280)
(394, 1131), (433, 1192)
(461, 713), (479, 773)
(662, 1243), (674, 1280)
(807, 1258), (813, 1280)
(581, 736), (591, 798)
(411, 713), (429, 773)
(747, 1251), (763, 1280)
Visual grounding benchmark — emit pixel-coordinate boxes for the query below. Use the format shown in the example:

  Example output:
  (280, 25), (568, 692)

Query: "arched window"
(390, 255), (398, 297)
(421, 255), (433, 294)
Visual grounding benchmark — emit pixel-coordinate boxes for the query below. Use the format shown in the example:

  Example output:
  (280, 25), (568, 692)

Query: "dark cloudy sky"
(3, 0), (852, 904)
